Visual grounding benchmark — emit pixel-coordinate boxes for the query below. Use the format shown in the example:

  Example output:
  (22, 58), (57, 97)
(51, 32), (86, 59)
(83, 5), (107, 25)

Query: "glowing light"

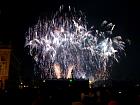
(67, 65), (74, 79)
(89, 80), (92, 84)
(118, 91), (122, 94)
(69, 79), (73, 83)
(25, 6), (126, 82)
(53, 63), (61, 79)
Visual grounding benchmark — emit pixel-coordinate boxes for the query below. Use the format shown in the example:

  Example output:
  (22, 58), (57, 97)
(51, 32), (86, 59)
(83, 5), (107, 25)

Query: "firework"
(25, 6), (125, 82)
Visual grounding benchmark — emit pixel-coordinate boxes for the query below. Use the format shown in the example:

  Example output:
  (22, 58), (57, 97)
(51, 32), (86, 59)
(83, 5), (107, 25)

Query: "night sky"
(0, 0), (139, 81)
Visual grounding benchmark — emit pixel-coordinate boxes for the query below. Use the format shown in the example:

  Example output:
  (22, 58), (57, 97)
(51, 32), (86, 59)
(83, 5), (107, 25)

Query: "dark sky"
(0, 0), (139, 81)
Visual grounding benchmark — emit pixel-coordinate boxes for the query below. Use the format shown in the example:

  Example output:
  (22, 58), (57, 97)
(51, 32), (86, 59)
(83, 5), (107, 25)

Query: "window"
(1, 56), (6, 61)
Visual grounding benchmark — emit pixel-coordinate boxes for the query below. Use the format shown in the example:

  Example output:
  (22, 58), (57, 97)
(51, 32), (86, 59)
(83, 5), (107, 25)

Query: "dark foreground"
(0, 80), (140, 105)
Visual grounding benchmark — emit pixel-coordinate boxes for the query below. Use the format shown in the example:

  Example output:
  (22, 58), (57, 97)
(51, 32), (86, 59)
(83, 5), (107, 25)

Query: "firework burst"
(25, 5), (125, 82)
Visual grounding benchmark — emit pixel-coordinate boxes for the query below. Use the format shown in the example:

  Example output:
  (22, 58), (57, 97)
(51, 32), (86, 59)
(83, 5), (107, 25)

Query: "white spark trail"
(25, 6), (126, 82)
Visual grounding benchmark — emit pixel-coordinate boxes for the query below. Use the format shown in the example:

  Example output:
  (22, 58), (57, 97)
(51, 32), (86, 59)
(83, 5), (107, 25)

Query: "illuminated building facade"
(0, 45), (11, 89)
